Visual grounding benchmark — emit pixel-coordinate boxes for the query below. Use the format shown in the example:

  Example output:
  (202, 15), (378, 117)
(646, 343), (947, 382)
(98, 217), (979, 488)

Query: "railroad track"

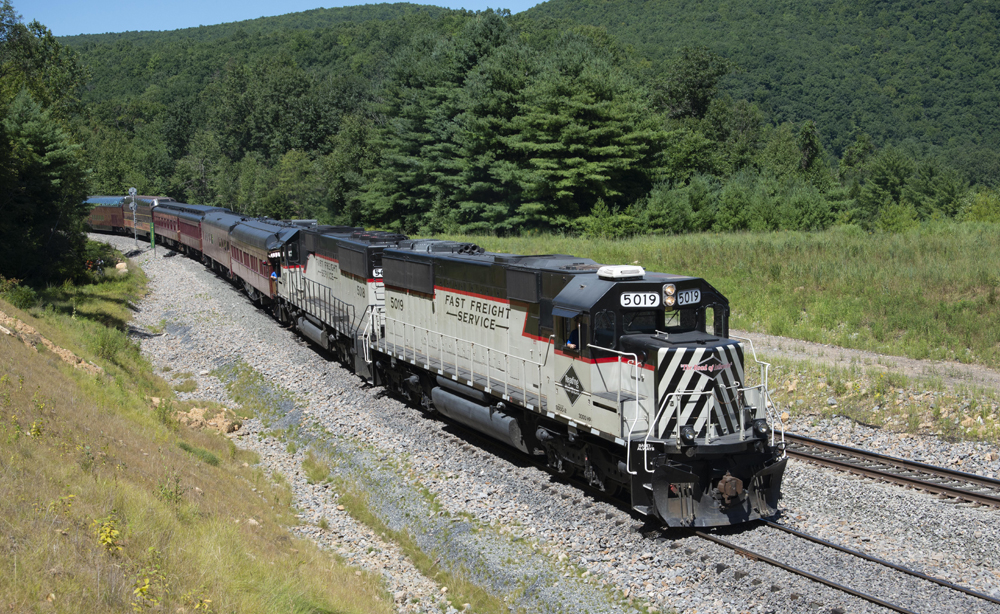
(785, 432), (1000, 508)
(697, 520), (1000, 614)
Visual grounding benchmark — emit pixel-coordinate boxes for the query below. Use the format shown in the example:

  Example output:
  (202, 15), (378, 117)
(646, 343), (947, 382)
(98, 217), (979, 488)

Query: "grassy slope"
(0, 265), (392, 612)
(450, 223), (1000, 369)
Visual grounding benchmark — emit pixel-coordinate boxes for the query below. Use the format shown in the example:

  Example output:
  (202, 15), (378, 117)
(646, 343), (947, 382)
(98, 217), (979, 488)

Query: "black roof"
(202, 210), (246, 232)
(230, 218), (302, 251)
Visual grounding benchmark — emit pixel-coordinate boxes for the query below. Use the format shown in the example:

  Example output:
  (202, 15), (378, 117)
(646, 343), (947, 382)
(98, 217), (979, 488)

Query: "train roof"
(386, 241), (601, 273)
(154, 202), (229, 223)
(230, 218), (303, 251)
(202, 210), (247, 231)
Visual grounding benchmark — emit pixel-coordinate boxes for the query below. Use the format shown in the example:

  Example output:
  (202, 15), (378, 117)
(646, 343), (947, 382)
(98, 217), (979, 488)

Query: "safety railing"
(284, 270), (356, 337)
(359, 304), (384, 365)
(631, 337), (787, 472)
(730, 335), (785, 452)
(384, 317), (550, 409)
(588, 345), (648, 477)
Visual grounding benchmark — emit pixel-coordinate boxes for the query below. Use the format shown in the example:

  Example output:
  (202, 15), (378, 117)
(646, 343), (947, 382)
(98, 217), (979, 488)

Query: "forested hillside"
(59, 3), (450, 47)
(527, 0), (1000, 183)
(4, 0), (1000, 287)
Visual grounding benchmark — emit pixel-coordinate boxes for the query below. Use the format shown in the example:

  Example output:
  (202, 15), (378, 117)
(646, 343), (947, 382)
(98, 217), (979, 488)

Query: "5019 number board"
(620, 292), (660, 307)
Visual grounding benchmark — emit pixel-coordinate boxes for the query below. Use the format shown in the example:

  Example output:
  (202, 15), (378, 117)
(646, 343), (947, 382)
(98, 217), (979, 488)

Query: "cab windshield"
(663, 308), (703, 333)
(622, 310), (660, 334)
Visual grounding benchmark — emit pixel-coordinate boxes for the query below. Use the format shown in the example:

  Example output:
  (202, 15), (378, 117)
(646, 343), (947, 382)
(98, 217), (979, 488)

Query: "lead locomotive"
(88, 201), (786, 527)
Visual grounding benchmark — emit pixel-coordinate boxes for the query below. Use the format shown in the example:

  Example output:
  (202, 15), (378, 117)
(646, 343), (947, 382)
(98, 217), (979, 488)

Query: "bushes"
(1, 282), (39, 310)
(91, 325), (141, 366)
(960, 189), (1000, 223)
(633, 172), (837, 234)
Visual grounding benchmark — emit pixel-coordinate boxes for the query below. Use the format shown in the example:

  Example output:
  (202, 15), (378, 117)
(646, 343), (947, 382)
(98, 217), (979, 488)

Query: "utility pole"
(128, 187), (138, 248)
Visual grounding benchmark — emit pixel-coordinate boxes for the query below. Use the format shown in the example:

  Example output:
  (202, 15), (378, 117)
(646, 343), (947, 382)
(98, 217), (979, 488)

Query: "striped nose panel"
(655, 343), (746, 438)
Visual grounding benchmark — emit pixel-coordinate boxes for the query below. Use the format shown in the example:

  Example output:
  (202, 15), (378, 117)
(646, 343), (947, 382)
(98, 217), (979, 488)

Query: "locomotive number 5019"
(620, 292), (660, 307)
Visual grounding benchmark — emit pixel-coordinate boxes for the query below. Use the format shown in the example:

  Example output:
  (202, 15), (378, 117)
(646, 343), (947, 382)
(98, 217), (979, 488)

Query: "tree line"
(2, 2), (999, 283)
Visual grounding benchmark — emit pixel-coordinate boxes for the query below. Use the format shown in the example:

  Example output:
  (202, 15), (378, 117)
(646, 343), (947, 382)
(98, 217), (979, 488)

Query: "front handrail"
(730, 335), (785, 452)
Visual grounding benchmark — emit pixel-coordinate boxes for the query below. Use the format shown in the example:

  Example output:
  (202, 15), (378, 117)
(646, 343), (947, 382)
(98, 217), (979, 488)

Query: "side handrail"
(384, 317), (547, 408)
(587, 345), (642, 475)
(358, 304), (383, 365)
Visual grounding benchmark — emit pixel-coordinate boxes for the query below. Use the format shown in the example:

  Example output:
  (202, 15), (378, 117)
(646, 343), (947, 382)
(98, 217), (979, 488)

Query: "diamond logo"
(559, 365), (584, 405)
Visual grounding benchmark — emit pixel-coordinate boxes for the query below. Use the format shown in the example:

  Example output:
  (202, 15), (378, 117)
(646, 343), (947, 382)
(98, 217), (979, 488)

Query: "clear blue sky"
(17, 1), (545, 37)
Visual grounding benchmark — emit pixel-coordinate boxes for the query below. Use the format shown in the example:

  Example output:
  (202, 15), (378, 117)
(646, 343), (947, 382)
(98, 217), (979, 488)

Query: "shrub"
(960, 189), (1000, 223)
(178, 441), (220, 466)
(2, 283), (38, 310)
(92, 325), (132, 363)
(577, 200), (643, 239)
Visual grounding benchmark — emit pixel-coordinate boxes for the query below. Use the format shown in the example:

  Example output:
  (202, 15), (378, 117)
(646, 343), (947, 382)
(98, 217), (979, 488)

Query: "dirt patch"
(175, 405), (242, 434)
(732, 329), (1000, 392)
(0, 310), (104, 376)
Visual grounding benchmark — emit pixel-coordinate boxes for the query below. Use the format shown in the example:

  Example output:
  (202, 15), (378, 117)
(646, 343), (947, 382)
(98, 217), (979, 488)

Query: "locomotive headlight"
(680, 426), (696, 444)
(663, 283), (676, 297)
(664, 295), (676, 307)
(752, 419), (771, 437)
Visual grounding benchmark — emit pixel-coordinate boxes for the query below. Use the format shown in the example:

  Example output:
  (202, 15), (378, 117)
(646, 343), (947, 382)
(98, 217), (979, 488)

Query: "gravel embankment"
(101, 236), (1000, 614)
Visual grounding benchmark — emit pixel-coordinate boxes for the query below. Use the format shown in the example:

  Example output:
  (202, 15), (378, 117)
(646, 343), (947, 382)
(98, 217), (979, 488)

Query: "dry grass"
(0, 292), (394, 613)
(761, 355), (1000, 443)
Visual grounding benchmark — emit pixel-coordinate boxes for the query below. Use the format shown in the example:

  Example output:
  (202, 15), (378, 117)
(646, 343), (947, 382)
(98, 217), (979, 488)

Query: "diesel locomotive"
(87, 198), (787, 527)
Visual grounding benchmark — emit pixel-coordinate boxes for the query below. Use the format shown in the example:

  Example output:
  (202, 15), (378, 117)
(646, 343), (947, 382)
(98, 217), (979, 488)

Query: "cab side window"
(594, 310), (615, 347)
(558, 316), (588, 355)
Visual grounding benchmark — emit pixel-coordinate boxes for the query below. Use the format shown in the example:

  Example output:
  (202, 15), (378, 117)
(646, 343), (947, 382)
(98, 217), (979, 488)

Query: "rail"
(358, 304), (384, 366)
(785, 433), (1000, 508)
(384, 318), (549, 409)
(696, 531), (920, 614)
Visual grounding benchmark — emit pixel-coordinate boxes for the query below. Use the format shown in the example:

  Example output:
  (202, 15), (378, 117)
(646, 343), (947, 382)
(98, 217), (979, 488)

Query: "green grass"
(759, 355), (1000, 442)
(302, 450), (331, 484)
(178, 441), (221, 466)
(450, 222), (1000, 369)
(173, 379), (197, 393)
(334, 479), (511, 614)
(213, 360), (294, 424)
(0, 261), (395, 613)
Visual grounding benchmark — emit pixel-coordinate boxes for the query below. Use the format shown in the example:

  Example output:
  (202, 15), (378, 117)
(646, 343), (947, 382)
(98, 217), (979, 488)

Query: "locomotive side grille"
(655, 343), (745, 438)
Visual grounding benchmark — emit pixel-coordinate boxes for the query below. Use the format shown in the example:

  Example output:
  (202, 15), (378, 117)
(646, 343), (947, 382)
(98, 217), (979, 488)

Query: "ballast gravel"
(100, 236), (1000, 614)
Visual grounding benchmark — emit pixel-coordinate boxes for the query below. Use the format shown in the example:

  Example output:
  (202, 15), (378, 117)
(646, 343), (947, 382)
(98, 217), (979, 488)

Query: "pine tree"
(506, 31), (660, 231)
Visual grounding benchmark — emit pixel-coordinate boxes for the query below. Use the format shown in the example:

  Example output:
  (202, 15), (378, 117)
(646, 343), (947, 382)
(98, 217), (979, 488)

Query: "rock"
(247, 518), (259, 527)
(827, 397), (837, 406)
